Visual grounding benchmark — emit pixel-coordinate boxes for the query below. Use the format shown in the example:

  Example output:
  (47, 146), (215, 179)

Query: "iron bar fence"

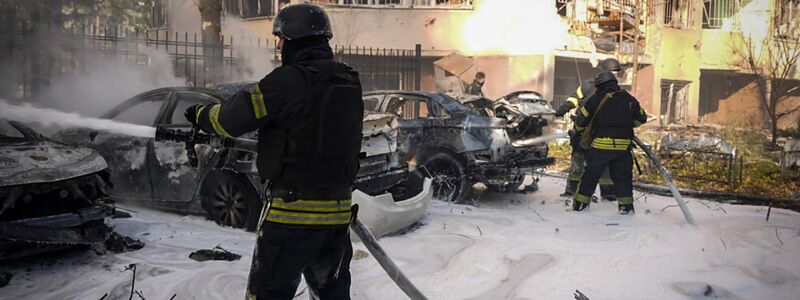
(0, 25), (421, 100)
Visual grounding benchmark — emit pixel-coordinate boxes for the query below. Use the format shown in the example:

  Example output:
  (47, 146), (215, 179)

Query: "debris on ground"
(353, 249), (369, 260)
(189, 246), (241, 262)
(103, 232), (145, 254)
(0, 271), (11, 288)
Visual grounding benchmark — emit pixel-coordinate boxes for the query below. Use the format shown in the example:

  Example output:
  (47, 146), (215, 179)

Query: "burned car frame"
(55, 86), (432, 236)
(364, 90), (555, 202)
(0, 121), (113, 259)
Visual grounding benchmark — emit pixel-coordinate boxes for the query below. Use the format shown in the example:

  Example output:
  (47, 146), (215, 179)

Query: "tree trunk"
(198, 0), (222, 85)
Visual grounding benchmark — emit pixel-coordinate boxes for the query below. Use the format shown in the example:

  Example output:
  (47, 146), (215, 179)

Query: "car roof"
(365, 90), (471, 113)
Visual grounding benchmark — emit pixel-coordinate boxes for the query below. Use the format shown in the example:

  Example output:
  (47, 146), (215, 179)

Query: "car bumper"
(351, 178), (432, 240)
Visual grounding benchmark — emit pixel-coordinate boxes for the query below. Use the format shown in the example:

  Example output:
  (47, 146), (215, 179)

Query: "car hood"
(0, 141), (107, 186)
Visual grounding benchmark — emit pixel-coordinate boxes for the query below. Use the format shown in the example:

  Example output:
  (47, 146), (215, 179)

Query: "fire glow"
(458, 0), (569, 56)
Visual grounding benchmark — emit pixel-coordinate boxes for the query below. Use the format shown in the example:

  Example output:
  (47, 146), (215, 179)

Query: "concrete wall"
(700, 72), (800, 130)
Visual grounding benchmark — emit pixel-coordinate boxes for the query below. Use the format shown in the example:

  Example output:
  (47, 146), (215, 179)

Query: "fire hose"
(155, 126), (429, 300)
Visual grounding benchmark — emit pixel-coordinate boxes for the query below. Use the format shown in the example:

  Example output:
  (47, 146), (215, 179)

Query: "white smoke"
(222, 15), (279, 82)
(0, 99), (156, 138)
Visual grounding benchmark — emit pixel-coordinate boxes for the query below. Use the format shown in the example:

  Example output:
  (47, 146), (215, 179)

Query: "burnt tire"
(200, 171), (261, 231)
(420, 152), (470, 203)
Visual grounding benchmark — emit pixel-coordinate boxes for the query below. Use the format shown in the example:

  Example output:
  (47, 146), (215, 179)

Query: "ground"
(2, 177), (799, 300)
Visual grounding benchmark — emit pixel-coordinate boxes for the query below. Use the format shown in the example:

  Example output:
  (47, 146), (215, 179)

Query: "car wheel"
(419, 152), (469, 203)
(200, 171), (261, 231)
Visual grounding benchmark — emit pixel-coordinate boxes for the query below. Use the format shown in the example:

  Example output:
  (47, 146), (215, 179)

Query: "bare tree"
(195, 0), (223, 84)
(731, 6), (800, 146)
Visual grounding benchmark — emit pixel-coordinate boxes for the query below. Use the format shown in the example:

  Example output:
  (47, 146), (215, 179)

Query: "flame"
(457, 0), (569, 56)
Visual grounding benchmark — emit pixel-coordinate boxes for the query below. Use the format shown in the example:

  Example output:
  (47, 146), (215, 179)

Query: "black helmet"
(600, 58), (622, 72)
(272, 3), (333, 40)
(594, 71), (617, 87)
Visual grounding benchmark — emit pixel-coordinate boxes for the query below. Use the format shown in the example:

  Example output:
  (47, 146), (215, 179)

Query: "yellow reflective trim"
(567, 97), (579, 107)
(195, 106), (204, 122)
(266, 210), (351, 225)
(576, 86), (584, 99)
(208, 104), (231, 136)
(266, 216), (351, 225)
(639, 107), (645, 115)
(271, 202), (352, 213)
(618, 197), (634, 204)
(580, 106), (590, 117)
(575, 193), (591, 203)
(272, 198), (352, 206)
(592, 137), (632, 150)
(250, 85), (267, 119)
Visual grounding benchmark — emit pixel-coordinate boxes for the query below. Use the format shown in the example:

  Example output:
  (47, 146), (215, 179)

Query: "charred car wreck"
(56, 86), (431, 237)
(363, 90), (555, 202)
(0, 121), (113, 259)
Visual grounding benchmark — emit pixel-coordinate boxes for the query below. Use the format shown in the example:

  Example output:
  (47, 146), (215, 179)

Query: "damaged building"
(150, 0), (798, 132)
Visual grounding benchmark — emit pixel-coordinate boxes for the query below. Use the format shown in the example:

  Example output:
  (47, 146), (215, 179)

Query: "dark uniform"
(573, 72), (647, 214)
(554, 80), (616, 200)
(464, 72), (485, 96)
(186, 4), (362, 299)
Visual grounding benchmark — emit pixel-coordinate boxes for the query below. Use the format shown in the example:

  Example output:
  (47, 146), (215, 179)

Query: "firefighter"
(572, 71), (647, 214)
(554, 58), (623, 201)
(465, 71), (486, 96)
(185, 4), (363, 299)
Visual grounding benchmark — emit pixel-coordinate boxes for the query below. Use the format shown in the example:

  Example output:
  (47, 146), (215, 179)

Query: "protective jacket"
(195, 43), (363, 227)
(465, 80), (484, 96)
(574, 81), (647, 151)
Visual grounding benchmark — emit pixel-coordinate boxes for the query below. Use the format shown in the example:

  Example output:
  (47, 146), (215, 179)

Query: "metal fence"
(0, 26), (421, 100)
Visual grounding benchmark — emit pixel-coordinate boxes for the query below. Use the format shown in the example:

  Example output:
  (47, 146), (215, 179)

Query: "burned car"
(55, 86), (431, 237)
(0, 121), (113, 259)
(363, 90), (555, 202)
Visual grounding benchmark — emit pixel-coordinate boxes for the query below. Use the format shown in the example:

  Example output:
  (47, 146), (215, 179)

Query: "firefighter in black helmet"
(185, 3), (363, 299)
(572, 71), (647, 214)
(554, 58), (622, 201)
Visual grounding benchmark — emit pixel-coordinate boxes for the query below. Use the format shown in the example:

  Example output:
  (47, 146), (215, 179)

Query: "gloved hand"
(184, 104), (204, 126)
(554, 106), (569, 117)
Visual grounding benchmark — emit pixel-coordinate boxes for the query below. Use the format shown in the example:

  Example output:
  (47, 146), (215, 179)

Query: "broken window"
(775, 0), (800, 35)
(313, 0), (472, 8)
(109, 94), (167, 127)
(702, 0), (749, 29)
(660, 80), (690, 125)
(167, 93), (217, 126)
(149, 0), (169, 29)
(224, 0), (286, 18)
(363, 95), (383, 112)
(386, 96), (431, 120)
(664, 0), (691, 29)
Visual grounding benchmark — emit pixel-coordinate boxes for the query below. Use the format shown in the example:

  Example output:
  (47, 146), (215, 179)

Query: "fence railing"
(0, 26), (421, 100)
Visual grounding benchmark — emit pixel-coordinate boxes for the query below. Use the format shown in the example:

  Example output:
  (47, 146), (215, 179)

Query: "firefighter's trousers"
(566, 150), (616, 197)
(246, 224), (352, 300)
(574, 149), (634, 205)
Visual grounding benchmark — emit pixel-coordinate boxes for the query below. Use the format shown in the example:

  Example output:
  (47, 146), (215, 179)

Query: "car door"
(381, 94), (437, 159)
(96, 92), (170, 203)
(148, 91), (219, 211)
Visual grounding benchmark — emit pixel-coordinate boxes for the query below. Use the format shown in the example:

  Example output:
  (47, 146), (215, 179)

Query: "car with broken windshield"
(54, 86), (431, 237)
(363, 90), (556, 202)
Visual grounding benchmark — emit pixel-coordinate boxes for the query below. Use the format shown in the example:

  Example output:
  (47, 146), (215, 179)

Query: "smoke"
(222, 15), (278, 82)
(34, 47), (185, 118)
(457, 0), (569, 56)
(0, 99), (156, 138)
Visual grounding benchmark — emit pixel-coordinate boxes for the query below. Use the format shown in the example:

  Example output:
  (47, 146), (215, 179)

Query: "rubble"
(103, 232), (145, 254)
(189, 246), (241, 262)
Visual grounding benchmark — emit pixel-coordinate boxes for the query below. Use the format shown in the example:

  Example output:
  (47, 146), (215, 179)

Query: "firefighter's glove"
(184, 104), (204, 126)
(554, 106), (570, 117)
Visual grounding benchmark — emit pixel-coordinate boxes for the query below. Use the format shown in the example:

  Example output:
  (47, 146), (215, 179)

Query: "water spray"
(0, 99), (156, 138)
